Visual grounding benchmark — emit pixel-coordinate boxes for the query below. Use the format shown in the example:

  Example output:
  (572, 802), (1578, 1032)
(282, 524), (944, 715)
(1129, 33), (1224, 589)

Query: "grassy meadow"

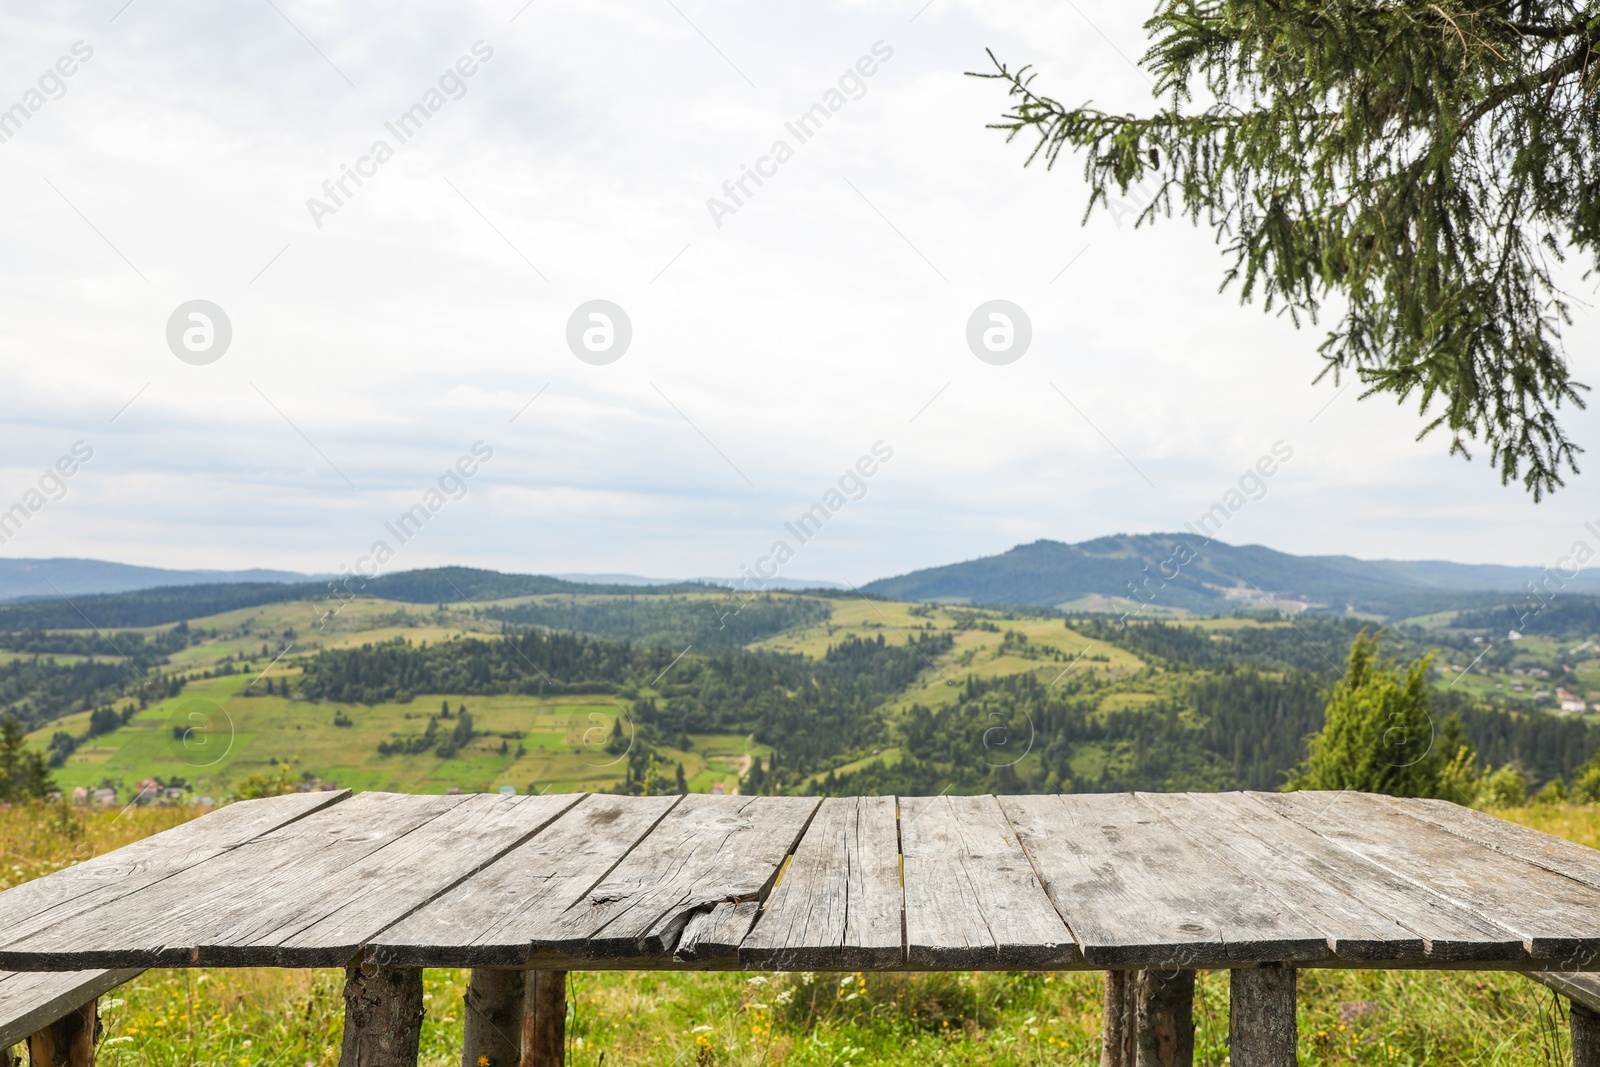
(39, 680), (757, 800)
(0, 801), (1590, 1066)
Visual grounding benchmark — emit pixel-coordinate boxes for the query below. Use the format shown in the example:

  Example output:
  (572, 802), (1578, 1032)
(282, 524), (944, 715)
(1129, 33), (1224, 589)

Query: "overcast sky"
(2, 0), (1597, 587)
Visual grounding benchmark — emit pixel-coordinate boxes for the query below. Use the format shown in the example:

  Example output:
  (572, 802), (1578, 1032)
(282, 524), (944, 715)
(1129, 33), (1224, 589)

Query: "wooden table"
(3, 789), (1600, 1067)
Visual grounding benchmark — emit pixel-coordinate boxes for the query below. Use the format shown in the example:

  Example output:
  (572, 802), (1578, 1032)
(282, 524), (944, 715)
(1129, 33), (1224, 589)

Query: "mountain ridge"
(0, 558), (314, 604)
(860, 534), (1600, 617)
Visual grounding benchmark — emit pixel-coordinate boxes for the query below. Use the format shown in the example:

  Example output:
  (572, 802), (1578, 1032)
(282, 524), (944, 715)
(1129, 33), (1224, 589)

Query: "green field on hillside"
(40, 671), (758, 798)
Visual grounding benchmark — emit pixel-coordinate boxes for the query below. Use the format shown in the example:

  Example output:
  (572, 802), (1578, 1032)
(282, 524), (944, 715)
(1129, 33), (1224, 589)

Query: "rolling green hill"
(8, 580), (1598, 805)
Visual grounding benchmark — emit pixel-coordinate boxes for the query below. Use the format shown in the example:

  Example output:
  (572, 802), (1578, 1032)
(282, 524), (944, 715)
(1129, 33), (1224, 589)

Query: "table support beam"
(1101, 970), (1195, 1067)
(338, 959), (424, 1067)
(463, 969), (525, 1067)
(1574, 1001), (1600, 1067)
(27, 999), (97, 1067)
(1137, 969), (1195, 1067)
(520, 971), (566, 1067)
(1101, 971), (1130, 1067)
(1230, 967), (1296, 1067)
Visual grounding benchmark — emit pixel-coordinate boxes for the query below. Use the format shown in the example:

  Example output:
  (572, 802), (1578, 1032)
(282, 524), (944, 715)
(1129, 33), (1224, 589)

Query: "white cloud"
(0, 0), (1594, 583)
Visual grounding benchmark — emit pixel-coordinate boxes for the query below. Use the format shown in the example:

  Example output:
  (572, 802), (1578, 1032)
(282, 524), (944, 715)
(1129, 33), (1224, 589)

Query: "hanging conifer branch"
(973, 1), (1600, 499)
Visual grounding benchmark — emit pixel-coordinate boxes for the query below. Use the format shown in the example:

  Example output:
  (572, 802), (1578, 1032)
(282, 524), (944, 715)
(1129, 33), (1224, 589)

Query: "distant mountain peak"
(861, 534), (1600, 619)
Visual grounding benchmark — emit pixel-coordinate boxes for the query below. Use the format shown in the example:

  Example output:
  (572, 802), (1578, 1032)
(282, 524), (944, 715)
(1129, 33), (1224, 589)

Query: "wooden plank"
(1386, 795), (1600, 891)
(199, 792), (586, 966)
(370, 794), (682, 968)
(739, 796), (903, 969)
(1214, 793), (1524, 961)
(902, 795), (1076, 968)
(1527, 971), (1600, 1014)
(0, 970), (142, 1048)
(1258, 792), (1600, 961)
(0, 791), (347, 962)
(532, 795), (820, 959)
(1003, 794), (1325, 967)
(1139, 792), (1425, 961)
(676, 901), (761, 962)
(0, 792), (459, 970)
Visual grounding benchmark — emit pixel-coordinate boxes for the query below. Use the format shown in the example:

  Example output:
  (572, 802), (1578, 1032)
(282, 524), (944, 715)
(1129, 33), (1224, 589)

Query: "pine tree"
(976, 3), (1600, 498)
(1292, 631), (1447, 796)
(0, 716), (53, 801)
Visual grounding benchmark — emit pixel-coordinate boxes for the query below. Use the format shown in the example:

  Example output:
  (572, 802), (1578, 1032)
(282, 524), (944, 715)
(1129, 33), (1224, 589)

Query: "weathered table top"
(3, 789), (1599, 973)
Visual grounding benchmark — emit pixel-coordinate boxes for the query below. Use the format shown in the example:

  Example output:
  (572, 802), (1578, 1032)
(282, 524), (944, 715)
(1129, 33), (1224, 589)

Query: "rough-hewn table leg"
(1574, 1001), (1600, 1066)
(339, 959), (425, 1067)
(520, 971), (566, 1067)
(27, 999), (97, 1067)
(1230, 967), (1296, 1067)
(1137, 969), (1195, 1067)
(1101, 971), (1128, 1067)
(463, 969), (526, 1067)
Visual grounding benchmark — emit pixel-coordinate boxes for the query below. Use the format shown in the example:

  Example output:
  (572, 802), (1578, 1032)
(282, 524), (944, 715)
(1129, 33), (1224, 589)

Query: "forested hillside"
(482, 593), (832, 649)
(7, 584), (1600, 802)
(298, 627), (952, 787)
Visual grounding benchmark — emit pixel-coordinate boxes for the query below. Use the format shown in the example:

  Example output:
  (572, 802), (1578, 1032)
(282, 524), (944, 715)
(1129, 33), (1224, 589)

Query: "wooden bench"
(0, 970), (142, 1066)
(4, 789), (1600, 1067)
